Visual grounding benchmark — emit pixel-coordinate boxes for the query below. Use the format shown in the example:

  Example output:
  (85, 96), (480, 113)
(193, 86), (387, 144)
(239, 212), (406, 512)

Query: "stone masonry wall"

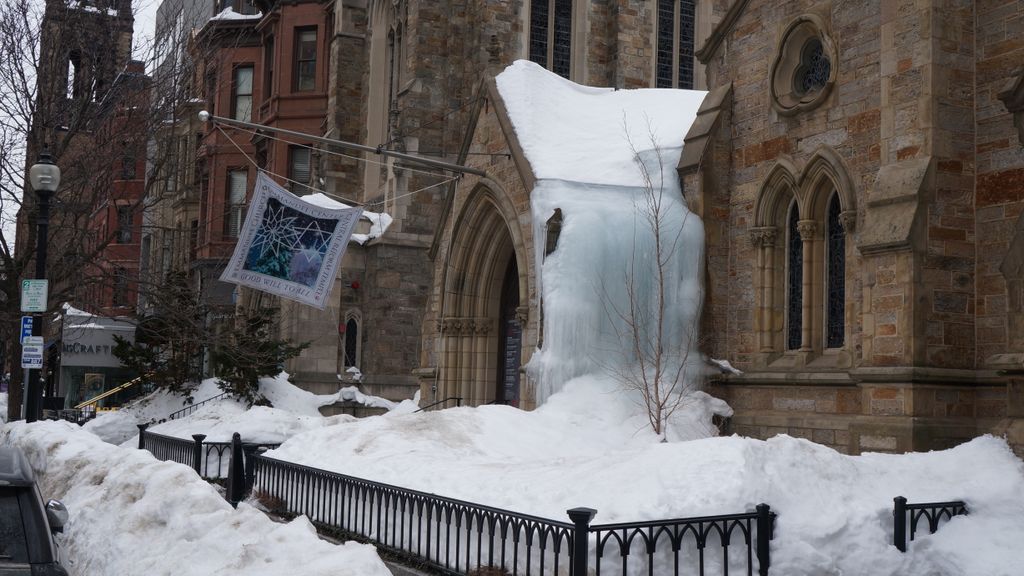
(976, 0), (1024, 365)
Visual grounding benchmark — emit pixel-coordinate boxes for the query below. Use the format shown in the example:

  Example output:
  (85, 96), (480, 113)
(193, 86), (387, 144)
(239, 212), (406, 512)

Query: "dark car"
(0, 447), (68, 576)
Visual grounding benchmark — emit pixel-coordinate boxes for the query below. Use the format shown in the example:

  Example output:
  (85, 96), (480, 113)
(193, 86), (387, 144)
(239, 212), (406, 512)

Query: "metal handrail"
(74, 372), (151, 409)
(167, 392), (229, 420)
(413, 396), (463, 413)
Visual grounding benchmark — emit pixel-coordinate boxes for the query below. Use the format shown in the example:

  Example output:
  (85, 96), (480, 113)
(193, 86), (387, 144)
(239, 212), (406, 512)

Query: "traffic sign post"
(20, 279), (48, 313)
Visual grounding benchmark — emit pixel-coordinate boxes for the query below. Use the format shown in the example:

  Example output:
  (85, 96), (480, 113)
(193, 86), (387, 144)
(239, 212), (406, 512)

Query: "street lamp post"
(24, 148), (60, 422)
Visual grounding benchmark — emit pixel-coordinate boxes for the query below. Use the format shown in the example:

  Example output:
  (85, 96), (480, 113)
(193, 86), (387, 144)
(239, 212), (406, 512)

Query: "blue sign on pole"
(20, 316), (34, 344)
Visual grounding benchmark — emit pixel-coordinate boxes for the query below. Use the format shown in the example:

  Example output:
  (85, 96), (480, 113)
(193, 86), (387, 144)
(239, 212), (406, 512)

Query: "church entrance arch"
(438, 187), (526, 406)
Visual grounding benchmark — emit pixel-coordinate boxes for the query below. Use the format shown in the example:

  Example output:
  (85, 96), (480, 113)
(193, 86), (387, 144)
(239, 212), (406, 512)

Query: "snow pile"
(496, 61), (708, 405)
(496, 59), (706, 187)
(1, 420), (390, 576)
(0, 391), (7, 423)
(85, 373), (410, 445)
(302, 192), (393, 244)
(267, 379), (1024, 576)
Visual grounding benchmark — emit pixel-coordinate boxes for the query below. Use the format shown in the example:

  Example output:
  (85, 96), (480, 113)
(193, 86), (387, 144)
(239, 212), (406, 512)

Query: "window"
(786, 203), (802, 350)
(288, 146), (311, 191)
(263, 36), (274, 99)
(751, 152), (853, 363)
(656, 0), (696, 89)
(113, 267), (129, 307)
(121, 155), (136, 180)
(225, 169), (247, 238)
(826, 193), (845, 348)
(795, 38), (830, 96)
(116, 205), (132, 244)
(232, 65), (253, 122)
(770, 15), (835, 115)
(205, 71), (217, 115)
(529, 0), (572, 78)
(294, 28), (317, 92)
(343, 317), (360, 368)
(189, 219), (199, 255)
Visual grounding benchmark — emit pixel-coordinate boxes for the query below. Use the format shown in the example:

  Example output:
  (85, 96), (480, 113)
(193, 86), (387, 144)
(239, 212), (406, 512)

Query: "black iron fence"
(251, 453), (775, 576)
(135, 427), (975, 575)
(138, 425), (278, 484)
(892, 496), (967, 552)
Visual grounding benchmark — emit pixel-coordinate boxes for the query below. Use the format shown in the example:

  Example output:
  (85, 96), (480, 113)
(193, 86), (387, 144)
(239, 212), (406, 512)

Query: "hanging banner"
(220, 172), (363, 309)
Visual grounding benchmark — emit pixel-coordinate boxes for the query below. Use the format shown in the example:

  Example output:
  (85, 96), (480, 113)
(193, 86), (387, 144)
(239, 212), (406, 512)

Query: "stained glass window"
(826, 194), (845, 348)
(656, 1), (696, 89)
(344, 318), (359, 367)
(787, 203), (802, 350)
(656, 1), (675, 88)
(552, 0), (572, 78)
(529, 0), (550, 68)
(529, 0), (572, 79)
(795, 38), (830, 95)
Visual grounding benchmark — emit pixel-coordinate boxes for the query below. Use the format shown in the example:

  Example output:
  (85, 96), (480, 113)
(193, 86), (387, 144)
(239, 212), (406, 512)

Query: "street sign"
(21, 336), (44, 369)
(20, 279), (48, 313)
(20, 316), (34, 343)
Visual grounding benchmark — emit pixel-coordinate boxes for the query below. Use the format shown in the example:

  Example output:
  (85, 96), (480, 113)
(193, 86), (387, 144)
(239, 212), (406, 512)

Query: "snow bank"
(85, 373), (409, 445)
(0, 420), (391, 576)
(267, 375), (1024, 576)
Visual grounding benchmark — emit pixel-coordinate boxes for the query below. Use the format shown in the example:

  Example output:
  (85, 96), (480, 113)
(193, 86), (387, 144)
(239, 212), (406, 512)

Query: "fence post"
(227, 433), (245, 508)
(893, 496), (907, 552)
(137, 423), (148, 450)
(567, 507), (597, 576)
(756, 503), (773, 576)
(191, 434), (207, 476)
(242, 444), (260, 497)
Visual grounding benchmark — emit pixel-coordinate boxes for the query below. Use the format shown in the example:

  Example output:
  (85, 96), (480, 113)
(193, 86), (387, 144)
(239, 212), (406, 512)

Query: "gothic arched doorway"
(437, 188), (527, 406)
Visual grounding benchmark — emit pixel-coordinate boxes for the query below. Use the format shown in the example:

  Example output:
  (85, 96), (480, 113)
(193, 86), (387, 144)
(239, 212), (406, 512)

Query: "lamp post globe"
(29, 150), (60, 193)
(24, 149), (59, 422)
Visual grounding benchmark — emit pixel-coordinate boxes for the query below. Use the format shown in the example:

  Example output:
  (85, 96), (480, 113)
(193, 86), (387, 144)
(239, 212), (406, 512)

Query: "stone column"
(750, 227), (777, 352)
(798, 220), (818, 352)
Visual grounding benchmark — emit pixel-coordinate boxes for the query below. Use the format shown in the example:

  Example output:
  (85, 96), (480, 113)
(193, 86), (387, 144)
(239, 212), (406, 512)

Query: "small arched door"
(495, 258), (521, 406)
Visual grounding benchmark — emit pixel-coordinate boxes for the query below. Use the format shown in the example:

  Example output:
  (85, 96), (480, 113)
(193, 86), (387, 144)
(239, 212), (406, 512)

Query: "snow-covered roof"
(495, 60), (707, 187)
(209, 7), (263, 21)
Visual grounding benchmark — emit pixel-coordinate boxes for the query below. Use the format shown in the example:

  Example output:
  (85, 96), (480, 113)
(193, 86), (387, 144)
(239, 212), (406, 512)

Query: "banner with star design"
(220, 172), (363, 309)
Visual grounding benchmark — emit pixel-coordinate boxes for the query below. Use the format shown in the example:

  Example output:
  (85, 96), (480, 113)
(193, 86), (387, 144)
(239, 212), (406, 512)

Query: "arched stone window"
(751, 149), (855, 366)
(529, 0), (573, 78)
(655, 0), (696, 89)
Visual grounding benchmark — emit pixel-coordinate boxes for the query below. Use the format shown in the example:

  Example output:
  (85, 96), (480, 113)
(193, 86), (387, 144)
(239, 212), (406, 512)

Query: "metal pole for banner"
(198, 111), (488, 178)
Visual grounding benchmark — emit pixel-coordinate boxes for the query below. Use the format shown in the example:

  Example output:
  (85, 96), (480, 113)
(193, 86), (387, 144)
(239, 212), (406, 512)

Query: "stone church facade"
(686, 0), (1024, 454)
(312, 1), (1024, 455)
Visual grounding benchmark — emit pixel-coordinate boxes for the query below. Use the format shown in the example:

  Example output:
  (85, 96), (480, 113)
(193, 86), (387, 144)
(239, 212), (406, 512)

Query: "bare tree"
(0, 0), (195, 421)
(603, 129), (705, 438)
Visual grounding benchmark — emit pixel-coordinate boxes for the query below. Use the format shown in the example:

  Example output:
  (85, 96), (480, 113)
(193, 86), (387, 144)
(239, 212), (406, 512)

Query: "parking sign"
(20, 316), (34, 343)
